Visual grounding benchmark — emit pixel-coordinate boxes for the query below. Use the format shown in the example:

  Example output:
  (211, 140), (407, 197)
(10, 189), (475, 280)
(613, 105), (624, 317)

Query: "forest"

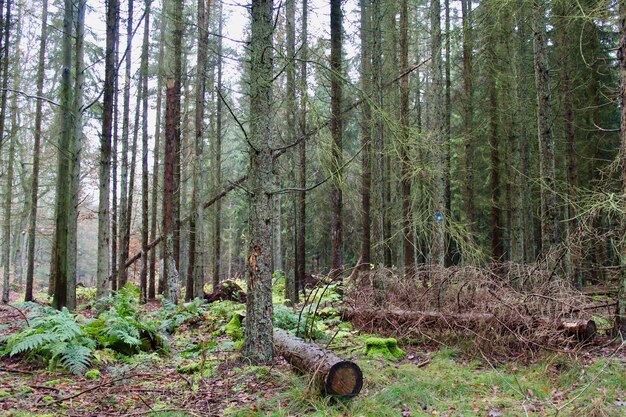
(0, 0), (625, 415)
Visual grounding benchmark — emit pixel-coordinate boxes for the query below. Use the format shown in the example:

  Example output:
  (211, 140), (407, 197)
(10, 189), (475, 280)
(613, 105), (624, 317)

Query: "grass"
(225, 348), (626, 417)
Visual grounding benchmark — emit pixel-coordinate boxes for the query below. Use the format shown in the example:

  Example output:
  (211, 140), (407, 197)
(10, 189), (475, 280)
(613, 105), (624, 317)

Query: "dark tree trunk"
(329, 0), (343, 280)
(140, 0), (151, 302)
(359, 0), (371, 272)
(97, 0), (118, 300)
(461, 0), (474, 237)
(213, 2), (223, 289)
(25, 0), (48, 302)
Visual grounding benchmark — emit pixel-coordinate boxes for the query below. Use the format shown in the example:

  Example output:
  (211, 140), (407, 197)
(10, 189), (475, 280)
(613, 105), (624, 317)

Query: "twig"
(50, 376), (129, 405)
(0, 367), (34, 375)
(1, 304), (30, 326)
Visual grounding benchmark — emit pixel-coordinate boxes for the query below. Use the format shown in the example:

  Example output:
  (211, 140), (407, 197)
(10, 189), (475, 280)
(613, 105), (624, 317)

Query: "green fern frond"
(59, 345), (92, 375)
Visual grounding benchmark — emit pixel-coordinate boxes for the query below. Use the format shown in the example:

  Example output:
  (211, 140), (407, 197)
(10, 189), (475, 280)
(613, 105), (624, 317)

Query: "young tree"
(244, 0), (275, 364)
(25, 0), (48, 302)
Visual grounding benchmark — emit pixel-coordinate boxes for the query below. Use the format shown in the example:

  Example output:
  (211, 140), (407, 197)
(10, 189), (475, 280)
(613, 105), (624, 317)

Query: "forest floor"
(0, 291), (625, 417)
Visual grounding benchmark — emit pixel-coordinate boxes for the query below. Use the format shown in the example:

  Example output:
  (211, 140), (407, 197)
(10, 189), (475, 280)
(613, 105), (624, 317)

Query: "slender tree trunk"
(150, 9), (166, 299)
(97, 0), (118, 300)
(244, 0), (275, 364)
(111, 29), (120, 292)
(25, 0), (48, 302)
(1, 0), (14, 304)
(118, 0), (134, 288)
(140, 0), (151, 302)
(400, 0), (414, 277)
(51, 0), (74, 309)
(188, 0), (210, 300)
(487, 26), (502, 261)
(295, 0), (307, 299)
(532, 0), (558, 253)
(284, 0), (297, 303)
(67, 0), (85, 310)
(431, 0), (445, 267)
(617, 0), (626, 336)
(329, 0), (343, 280)
(358, 0), (371, 274)
(213, 3), (223, 288)
(444, 0), (451, 265)
(461, 0), (474, 239)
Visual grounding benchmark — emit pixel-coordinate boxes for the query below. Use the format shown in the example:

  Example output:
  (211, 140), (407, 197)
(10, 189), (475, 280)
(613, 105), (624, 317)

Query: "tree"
(430, 0), (445, 267)
(140, 0), (151, 302)
(244, 0), (275, 364)
(162, 0), (183, 304)
(213, 1), (224, 289)
(187, 0), (210, 300)
(25, 0), (48, 302)
(329, 0), (343, 279)
(617, 0), (626, 336)
(358, 0), (371, 274)
(1, 0), (14, 304)
(461, 0), (474, 238)
(532, 0), (558, 253)
(96, 0), (119, 301)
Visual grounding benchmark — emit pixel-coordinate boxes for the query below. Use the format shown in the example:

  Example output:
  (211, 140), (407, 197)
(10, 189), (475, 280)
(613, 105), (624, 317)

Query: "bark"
(329, 0), (343, 280)
(51, 0), (73, 309)
(97, 0), (119, 300)
(67, 0), (86, 310)
(25, 0), (48, 302)
(212, 3), (223, 288)
(532, 0), (558, 253)
(244, 0), (275, 364)
(617, 0), (626, 336)
(1, 0), (14, 304)
(117, 0), (134, 289)
(295, 0), (308, 300)
(274, 328), (363, 397)
(151, 9), (166, 299)
(358, 0), (371, 274)
(140, 0), (151, 302)
(188, 0), (211, 301)
(342, 309), (597, 342)
(284, 0), (297, 303)
(162, 0), (183, 304)
(461, 0), (474, 236)
(444, 0), (451, 266)
(487, 29), (502, 261)
(399, 0), (414, 278)
(431, 0), (445, 267)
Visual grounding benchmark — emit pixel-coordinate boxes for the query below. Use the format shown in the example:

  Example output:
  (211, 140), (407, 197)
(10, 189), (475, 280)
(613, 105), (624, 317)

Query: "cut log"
(273, 328), (363, 398)
(342, 308), (597, 342)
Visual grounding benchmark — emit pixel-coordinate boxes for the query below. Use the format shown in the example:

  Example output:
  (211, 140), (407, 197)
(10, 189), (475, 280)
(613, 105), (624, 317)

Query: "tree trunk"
(25, 0), (48, 302)
(212, 2), (224, 288)
(188, 0), (211, 301)
(244, 0), (275, 364)
(140, 0), (151, 302)
(151, 8), (166, 299)
(461, 0), (474, 238)
(532, 0), (558, 253)
(617, 0), (626, 336)
(431, 0), (445, 267)
(400, 0), (414, 278)
(117, 0), (134, 289)
(329, 0), (343, 280)
(273, 328), (363, 397)
(97, 0), (118, 300)
(51, 0), (74, 310)
(67, 0), (85, 311)
(342, 308), (597, 342)
(1, 0), (15, 304)
(487, 25), (502, 261)
(444, 0), (451, 266)
(358, 0), (371, 275)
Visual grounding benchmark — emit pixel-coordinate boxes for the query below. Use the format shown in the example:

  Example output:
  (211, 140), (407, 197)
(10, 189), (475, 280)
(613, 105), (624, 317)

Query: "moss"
(364, 337), (406, 360)
(84, 369), (101, 380)
(226, 313), (244, 341)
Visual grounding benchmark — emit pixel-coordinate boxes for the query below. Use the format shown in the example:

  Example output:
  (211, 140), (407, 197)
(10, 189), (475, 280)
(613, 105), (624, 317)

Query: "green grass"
(225, 350), (626, 417)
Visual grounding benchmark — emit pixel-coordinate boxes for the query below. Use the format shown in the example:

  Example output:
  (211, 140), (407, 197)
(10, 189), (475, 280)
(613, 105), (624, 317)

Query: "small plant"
(159, 297), (208, 333)
(2, 307), (95, 374)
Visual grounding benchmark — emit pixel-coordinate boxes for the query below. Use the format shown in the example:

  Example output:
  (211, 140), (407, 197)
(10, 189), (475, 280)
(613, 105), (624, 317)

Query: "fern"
(2, 307), (95, 375)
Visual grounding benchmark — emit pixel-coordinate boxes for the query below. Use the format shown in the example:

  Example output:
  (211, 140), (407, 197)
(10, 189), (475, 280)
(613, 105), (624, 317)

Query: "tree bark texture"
(358, 0), (371, 273)
(243, 0), (275, 364)
(0, 0), (11, 304)
(140, 0), (151, 302)
(274, 328), (363, 398)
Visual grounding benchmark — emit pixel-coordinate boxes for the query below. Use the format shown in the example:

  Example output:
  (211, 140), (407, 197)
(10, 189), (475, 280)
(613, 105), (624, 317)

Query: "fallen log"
(341, 308), (596, 342)
(203, 280), (247, 304)
(273, 328), (363, 398)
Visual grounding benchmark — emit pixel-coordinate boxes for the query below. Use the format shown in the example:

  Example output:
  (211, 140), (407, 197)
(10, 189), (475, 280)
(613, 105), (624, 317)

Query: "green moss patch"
(364, 337), (406, 360)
